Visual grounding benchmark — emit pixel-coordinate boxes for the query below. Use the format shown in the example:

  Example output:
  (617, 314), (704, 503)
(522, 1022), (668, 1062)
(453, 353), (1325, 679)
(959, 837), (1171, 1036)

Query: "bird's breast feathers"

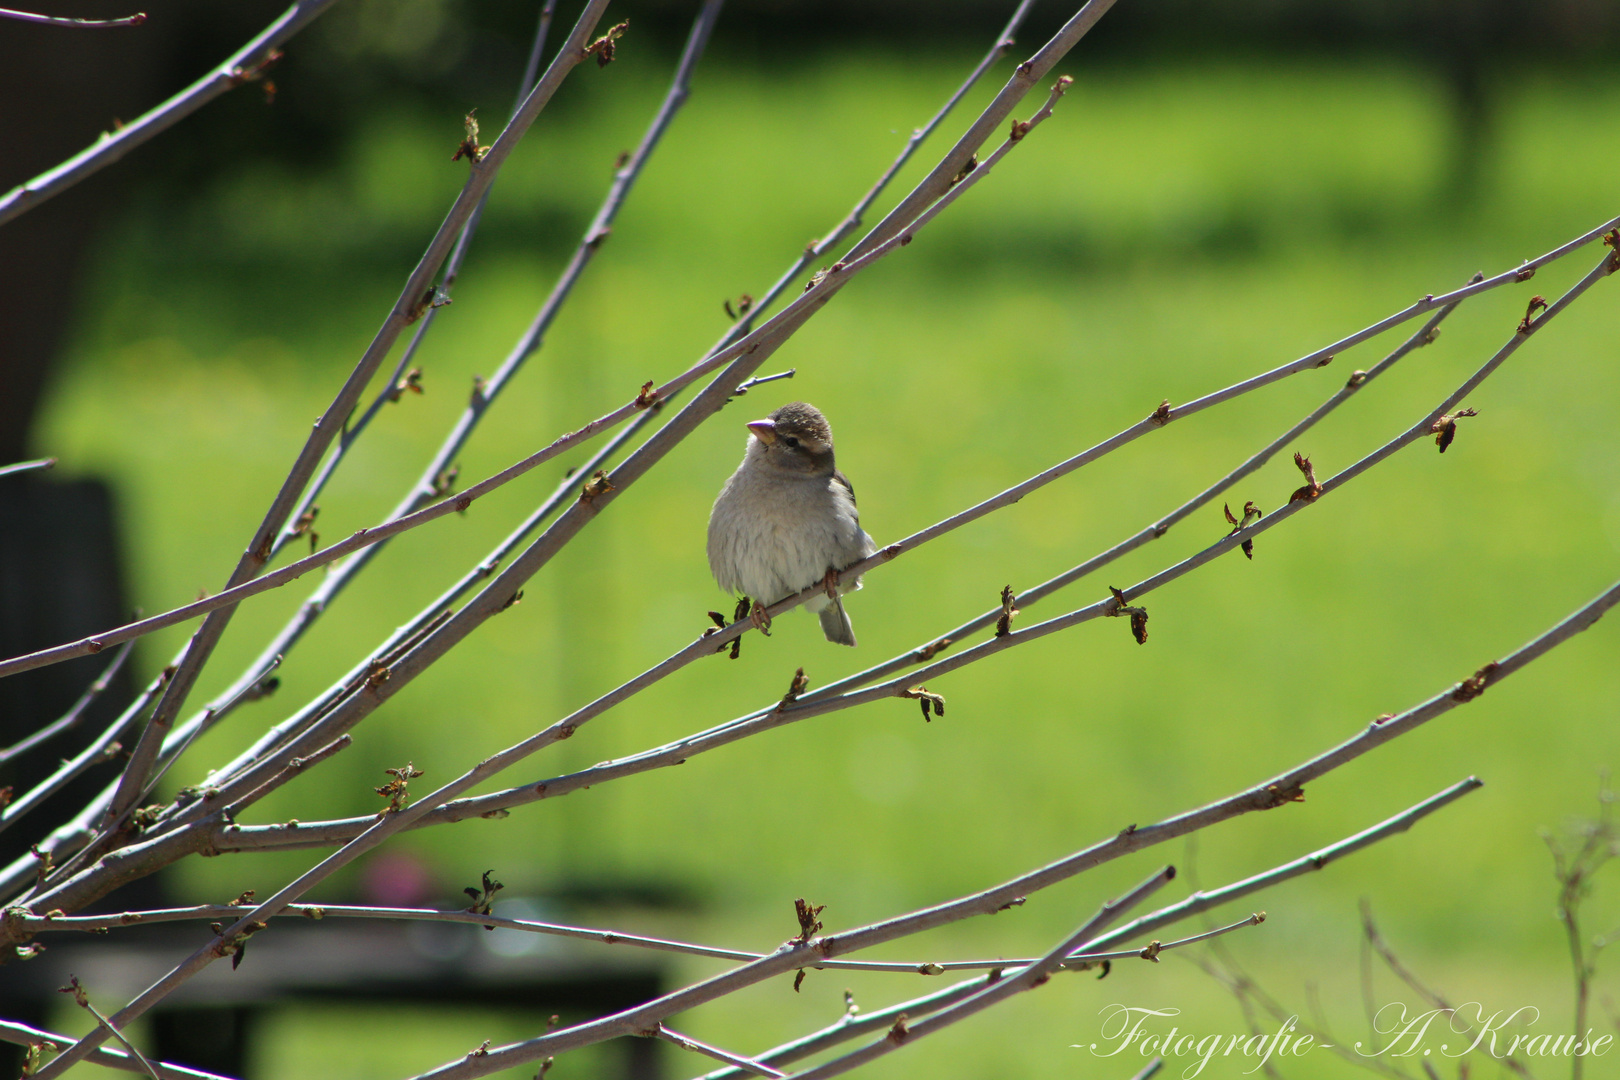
(708, 465), (872, 604)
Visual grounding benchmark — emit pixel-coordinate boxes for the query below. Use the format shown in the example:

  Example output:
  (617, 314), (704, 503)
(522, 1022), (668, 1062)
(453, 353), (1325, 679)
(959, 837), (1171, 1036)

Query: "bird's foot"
(822, 567), (841, 600)
(749, 600), (773, 636)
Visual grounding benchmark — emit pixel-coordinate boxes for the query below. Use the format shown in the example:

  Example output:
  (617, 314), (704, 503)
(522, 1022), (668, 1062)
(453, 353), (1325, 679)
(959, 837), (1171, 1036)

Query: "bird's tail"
(819, 592), (857, 647)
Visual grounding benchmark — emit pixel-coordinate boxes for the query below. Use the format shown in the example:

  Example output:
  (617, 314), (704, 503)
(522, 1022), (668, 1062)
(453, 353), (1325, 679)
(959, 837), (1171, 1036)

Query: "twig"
(654, 1026), (786, 1078)
(1544, 774), (1617, 1080)
(265, 0), (566, 562)
(1359, 900), (1534, 1079)
(218, 735), (350, 821)
(755, 247), (1614, 727)
(0, 665), (166, 838)
(0, 1018), (229, 1080)
(801, 279), (1473, 700)
(59, 976), (161, 1079)
(731, 0), (1037, 336)
(393, 780), (1466, 1079)
(0, 0), (339, 226)
(0, 456), (56, 478)
(0, 658), (277, 904)
(758, 234), (1613, 656)
(211, 567), (1620, 858)
(0, 8), (144, 27)
(154, 213), (1581, 803)
(782, 868), (1175, 1080)
(12, 902), (1258, 976)
(73, 0), (618, 893)
(130, 654), (285, 807)
(696, 790), (1467, 1080)
(0, 640), (132, 766)
(1075, 780), (1482, 956)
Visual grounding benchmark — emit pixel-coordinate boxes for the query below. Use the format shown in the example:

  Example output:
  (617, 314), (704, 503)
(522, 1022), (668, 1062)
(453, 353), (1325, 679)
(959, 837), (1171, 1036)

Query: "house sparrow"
(707, 401), (876, 646)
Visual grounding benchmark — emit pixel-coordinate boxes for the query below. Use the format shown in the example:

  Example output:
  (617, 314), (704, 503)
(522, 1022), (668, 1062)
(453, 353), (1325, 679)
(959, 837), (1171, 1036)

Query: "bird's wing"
(832, 468), (857, 505)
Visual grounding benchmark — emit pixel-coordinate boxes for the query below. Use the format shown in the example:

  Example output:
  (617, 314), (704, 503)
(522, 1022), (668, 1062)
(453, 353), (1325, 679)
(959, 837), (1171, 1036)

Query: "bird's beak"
(746, 419), (777, 445)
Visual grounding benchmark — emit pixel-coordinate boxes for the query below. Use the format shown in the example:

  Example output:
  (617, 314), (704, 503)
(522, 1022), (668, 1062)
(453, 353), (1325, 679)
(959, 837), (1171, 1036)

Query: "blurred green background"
(18, 0), (1620, 1076)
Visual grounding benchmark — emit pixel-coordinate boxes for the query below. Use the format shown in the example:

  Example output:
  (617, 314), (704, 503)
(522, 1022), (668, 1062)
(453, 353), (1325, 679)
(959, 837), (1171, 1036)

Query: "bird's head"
(745, 401), (836, 477)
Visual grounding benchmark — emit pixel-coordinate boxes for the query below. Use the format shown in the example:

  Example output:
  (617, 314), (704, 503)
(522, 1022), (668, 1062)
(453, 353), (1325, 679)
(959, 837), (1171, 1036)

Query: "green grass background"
(33, 36), (1620, 1080)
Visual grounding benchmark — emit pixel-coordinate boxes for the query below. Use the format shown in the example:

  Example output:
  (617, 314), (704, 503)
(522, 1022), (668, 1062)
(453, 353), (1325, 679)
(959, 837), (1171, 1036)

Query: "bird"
(707, 401), (876, 646)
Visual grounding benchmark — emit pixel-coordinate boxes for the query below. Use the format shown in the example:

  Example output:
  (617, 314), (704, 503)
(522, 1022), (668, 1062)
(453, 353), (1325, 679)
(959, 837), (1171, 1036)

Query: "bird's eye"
(783, 436), (800, 448)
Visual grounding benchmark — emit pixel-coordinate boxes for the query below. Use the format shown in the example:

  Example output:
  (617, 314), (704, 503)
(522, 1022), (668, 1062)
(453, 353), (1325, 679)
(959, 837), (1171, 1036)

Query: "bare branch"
(0, 640), (131, 766)
(785, 868), (1175, 1080)
(0, 1017), (229, 1079)
(0, 0), (337, 226)
(734, 0), (1037, 335)
(1075, 779), (1482, 955)
(0, 665), (165, 838)
(13, 901), (1260, 976)
(210, 566), (1620, 860)
(267, 0), (719, 569)
(264, 0), (567, 564)
(655, 1025), (787, 1078)
(58, 976), (161, 1079)
(81, 0), (618, 880)
(87, 49), (1085, 887)
(0, 456), (56, 478)
(0, 8), (144, 27)
(695, 788), (1470, 1080)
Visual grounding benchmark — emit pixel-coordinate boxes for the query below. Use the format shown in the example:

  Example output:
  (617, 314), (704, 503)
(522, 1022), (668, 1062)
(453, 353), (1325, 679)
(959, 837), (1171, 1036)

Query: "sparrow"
(707, 401), (877, 646)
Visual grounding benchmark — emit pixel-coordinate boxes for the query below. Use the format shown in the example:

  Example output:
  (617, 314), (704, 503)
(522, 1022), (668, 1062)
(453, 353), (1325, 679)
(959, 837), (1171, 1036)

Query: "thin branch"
(414, 866), (1170, 1080)
(0, 1018), (230, 1080)
(693, 980), (992, 1080)
(838, 0), (1118, 266)
(59, 978), (161, 1079)
(654, 1026), (786, 1078)
(31, 204), (1576, 782)
(1076, 780), (1482, 956)
(0, 456), (56, 478)
(0, 0), (1023, 891)
(218, 734), (350, 820)
(80, 0), (617, 879)
(398, 779), (1463, 1080)
(0, 399), (663, 906)
(0, 13), (1054, 690)
(0, 0), (338, 226)
(0, 8), (144, 26)
(749, 248), (1614, 731)
(264, 0), (567, 563)
(0, 657), (277, 904)
(0, 665), (165, 838)
(12, 902), (1260, 976)
(801, 278), (1472, 702)
(759, 233), (1615, 653)
(1360, 900), (1535, 1079)
(211, 563), (1620, 859)
(130, 654), (284, 807)
(696, 789), (1469, 1080)
(732, 0), (1037, 336)
(1187, 948), (1373, 1080)
(0, 640), (132, 766)
(61, 80), (1074, 951)
(1060, 913), (1266, 970)
(781, 868), (1176, 1080)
